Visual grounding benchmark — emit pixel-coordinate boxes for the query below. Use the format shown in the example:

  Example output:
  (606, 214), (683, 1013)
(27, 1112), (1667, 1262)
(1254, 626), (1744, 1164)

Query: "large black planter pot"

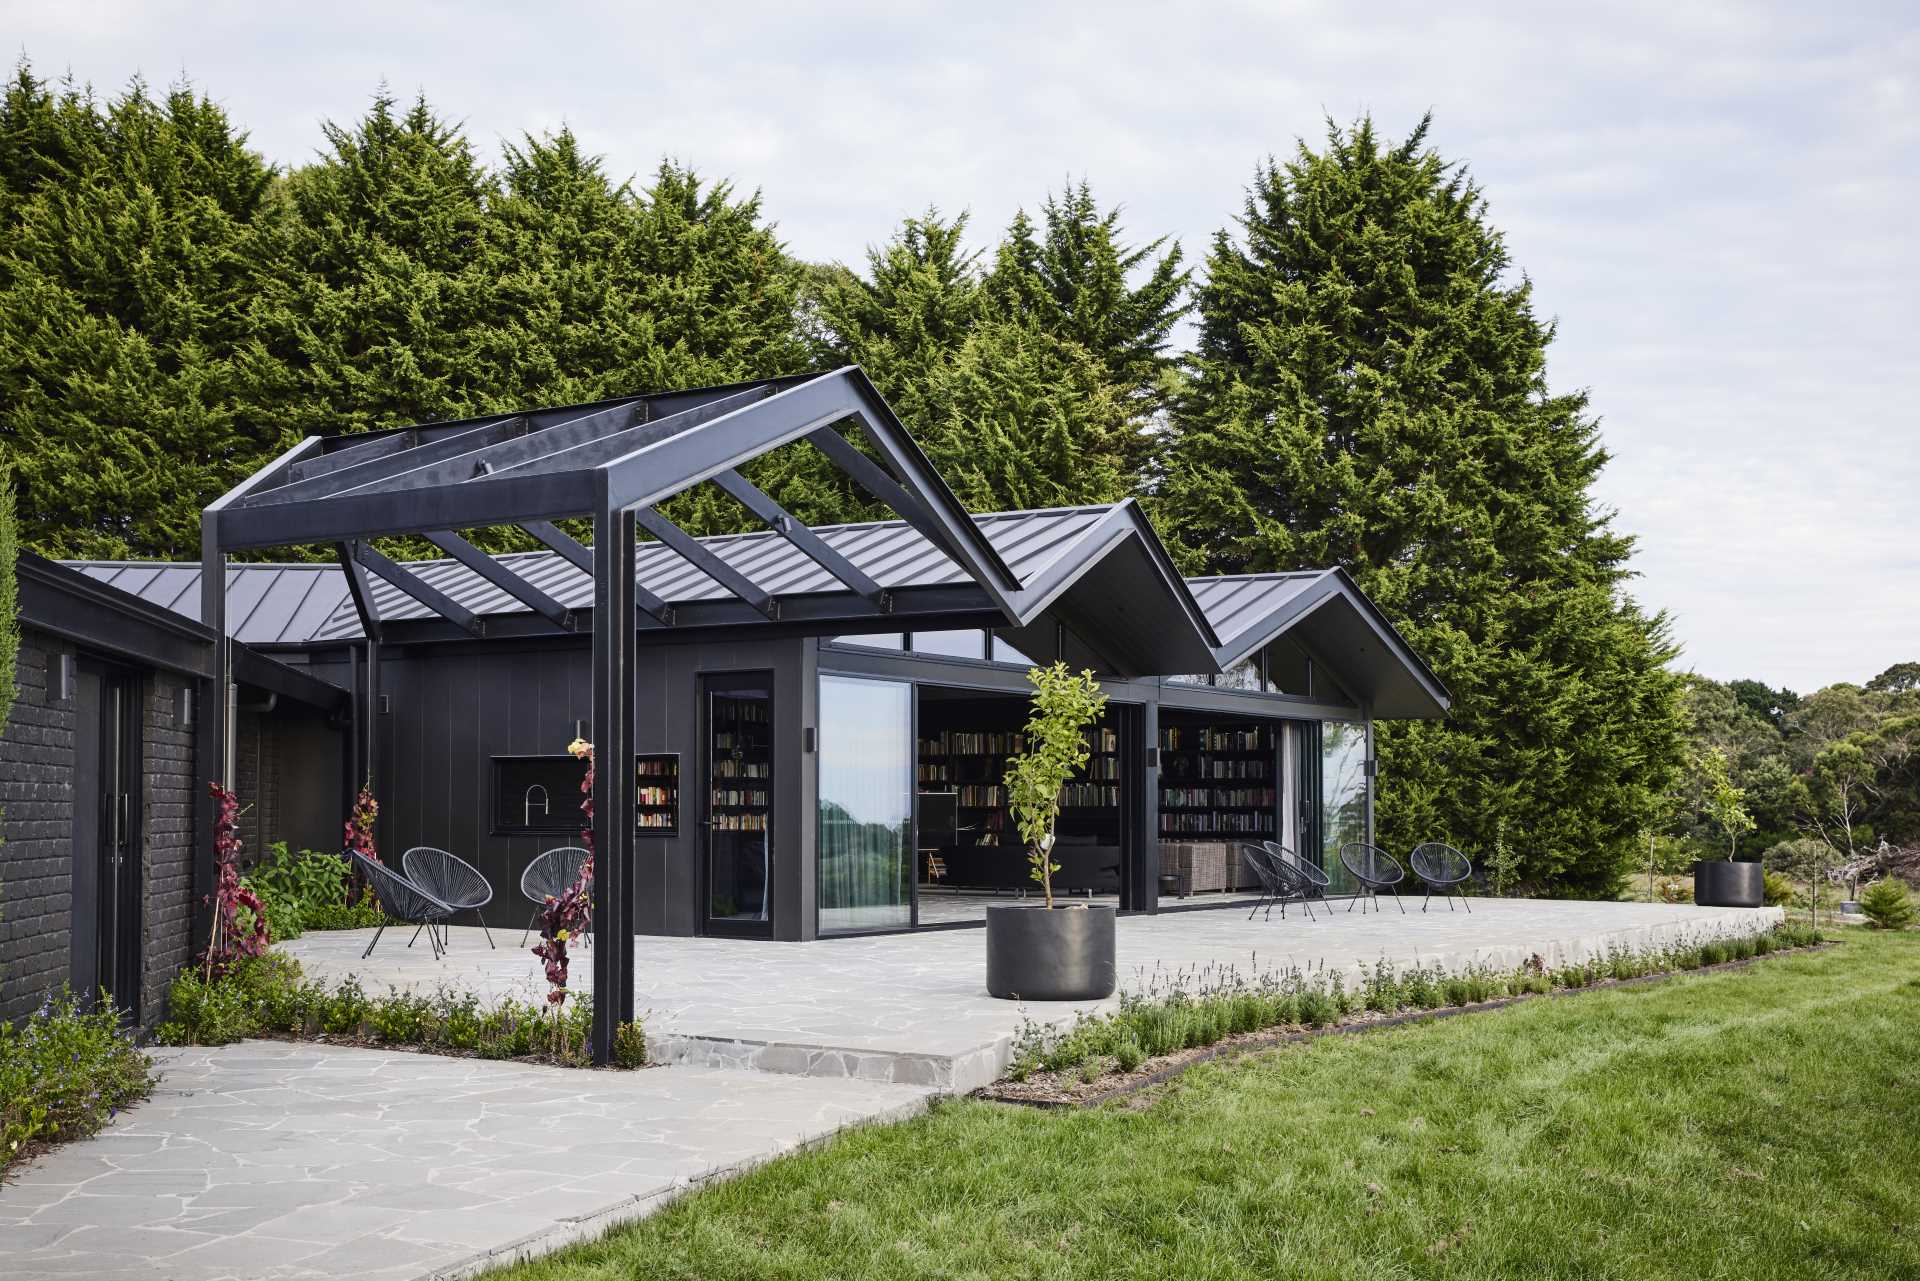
(1694, 860), (1764, 908)
(985, 904), (1117, 1001)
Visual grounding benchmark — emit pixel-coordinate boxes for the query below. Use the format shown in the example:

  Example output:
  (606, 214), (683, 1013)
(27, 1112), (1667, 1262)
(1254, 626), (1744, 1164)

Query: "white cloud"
(3, 0), (1914, 690)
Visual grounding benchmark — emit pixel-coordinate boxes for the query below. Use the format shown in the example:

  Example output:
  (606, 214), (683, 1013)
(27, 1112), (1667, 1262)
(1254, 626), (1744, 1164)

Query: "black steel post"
(590, 497), (637, 1062)
(193, 517), (228, 949)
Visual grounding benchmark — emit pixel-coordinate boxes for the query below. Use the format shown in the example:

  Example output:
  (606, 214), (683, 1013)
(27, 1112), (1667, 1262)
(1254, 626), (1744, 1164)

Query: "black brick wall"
(0, 626), (202, 1026)
(0, 637), (77, 1021)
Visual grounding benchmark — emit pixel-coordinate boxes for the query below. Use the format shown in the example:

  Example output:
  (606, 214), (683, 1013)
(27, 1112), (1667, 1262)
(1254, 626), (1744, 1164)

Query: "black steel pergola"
(199, 367), (1028, 1061)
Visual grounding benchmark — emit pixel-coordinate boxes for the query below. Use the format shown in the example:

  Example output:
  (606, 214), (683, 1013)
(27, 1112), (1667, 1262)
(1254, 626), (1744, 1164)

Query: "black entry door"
(70, 663), (143, 1016)
(702, 673), (774, 937)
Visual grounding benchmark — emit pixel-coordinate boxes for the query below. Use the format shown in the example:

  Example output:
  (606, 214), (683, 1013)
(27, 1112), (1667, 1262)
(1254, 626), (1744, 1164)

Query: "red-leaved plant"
(203, 781), (268, 978)
(532, 739), (595, 1029)
(344, 785), (380, 864)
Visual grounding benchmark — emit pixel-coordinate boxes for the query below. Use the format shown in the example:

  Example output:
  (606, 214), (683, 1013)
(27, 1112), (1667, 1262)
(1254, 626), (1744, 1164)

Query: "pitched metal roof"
(66, 561), (354, 647)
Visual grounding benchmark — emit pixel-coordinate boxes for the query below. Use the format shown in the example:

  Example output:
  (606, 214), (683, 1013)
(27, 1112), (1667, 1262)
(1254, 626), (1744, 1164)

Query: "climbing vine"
(202, 782), (268, 977)
(342, 785), (380, 863)
(532, 738), (595, 1024)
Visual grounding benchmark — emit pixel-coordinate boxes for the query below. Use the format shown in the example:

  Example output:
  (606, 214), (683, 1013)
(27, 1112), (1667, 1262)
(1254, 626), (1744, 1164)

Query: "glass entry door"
(703, 674), (774, 935)
(817, 675), (912, 934)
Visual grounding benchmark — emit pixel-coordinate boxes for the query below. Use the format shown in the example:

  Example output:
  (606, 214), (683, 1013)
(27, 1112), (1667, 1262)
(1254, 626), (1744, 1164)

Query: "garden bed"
(980, 922), (1826, 1108)
(153, 953), (646, 1069)
(2, 990), (154, 1178)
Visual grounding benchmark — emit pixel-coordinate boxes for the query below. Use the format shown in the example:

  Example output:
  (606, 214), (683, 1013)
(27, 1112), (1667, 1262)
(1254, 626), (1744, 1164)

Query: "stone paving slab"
(281, 899), (1782, 1092)
(1, 1041), (932, 1281)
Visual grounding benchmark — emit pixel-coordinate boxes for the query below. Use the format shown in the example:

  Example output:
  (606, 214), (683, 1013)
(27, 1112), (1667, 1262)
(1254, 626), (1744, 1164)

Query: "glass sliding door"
(817, 675), (913, 934)
(1321, 719), (1369, 893)
(704, 674), (774, 935)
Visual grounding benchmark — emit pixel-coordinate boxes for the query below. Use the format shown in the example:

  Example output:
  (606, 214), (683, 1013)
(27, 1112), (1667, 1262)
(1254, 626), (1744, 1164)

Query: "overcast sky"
(9, 1), (1916, 692)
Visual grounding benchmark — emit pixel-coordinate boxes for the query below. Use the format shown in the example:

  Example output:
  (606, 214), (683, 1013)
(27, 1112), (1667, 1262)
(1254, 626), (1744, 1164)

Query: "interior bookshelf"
(636, 753), (679, 835)
(916, 725), (1121, 844)
(710, 696), (771, 833)
(1157, 720), (1278, 839)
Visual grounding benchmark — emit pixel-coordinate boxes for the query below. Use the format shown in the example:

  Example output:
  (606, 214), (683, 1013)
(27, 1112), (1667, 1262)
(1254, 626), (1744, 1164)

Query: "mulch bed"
(977, 942), (1833, 1109)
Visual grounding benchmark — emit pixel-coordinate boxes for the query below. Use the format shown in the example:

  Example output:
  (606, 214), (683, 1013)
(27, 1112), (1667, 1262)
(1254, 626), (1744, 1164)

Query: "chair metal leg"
(1422, 889), (1431, 912)
(1460, 890), (1472, 914)
(408, 921), (425, 948)
(361, 920), (388, 960)
(522, 909), (540, 948)
(1394, 886), (1406, 914)
(476, 911), (496, 949)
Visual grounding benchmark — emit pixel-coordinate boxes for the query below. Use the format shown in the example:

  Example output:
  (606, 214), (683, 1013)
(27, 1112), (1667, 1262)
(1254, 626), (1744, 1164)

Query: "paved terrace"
(284, 898), (1783, 1094)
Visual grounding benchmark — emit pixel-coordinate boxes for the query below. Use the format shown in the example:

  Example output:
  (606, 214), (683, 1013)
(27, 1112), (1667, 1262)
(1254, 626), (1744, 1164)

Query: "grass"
(489, 931), (1920, 1280)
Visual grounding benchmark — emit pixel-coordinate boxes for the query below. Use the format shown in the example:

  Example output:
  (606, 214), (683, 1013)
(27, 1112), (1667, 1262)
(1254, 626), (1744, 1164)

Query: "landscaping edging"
(979, 940), (1834, 1109)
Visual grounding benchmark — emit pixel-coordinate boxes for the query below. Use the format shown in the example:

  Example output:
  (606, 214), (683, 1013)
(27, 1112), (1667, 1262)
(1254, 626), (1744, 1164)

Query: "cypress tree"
(1157, 117), (1684, 895)
(251, 92), (501, 437)
(0, 69), (281, 557)
(984, 180), (1189, 477)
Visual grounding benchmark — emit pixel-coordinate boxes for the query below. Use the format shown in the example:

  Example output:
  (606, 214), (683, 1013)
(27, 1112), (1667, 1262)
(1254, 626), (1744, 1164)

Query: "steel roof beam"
(421, 530), (576, 631)
(246, 416), (534, 506)
(484, 385), (775, 484)
(324, 402), (642, 498)
(709, 468), (887, 610)
(214, 470), (600, 548)
(633, 508), (775, 618)
(352, 541), (484, 637)
(521, 521), (673, 626)
(334, 541), (385, 644)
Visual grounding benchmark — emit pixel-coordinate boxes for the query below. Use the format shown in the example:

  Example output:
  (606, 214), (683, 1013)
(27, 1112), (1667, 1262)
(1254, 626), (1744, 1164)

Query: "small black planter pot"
(985, 904), (1117, 1001)
(1694, 860), (1764, 908)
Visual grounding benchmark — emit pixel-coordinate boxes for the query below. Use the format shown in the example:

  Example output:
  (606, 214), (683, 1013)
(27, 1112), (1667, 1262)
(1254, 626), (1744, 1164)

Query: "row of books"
(712, 731), (766, 751)
(920, 726), (1117, 758)
(1059, 782), (1119, 808)
(1160, 725), (1271, 752)
(1160, 811), (1277, 835)
(638, 812), (675, 829)
(637, 786), (675, 807)
(637, 758), (676, 778)
(711, 813), (769, 832)
(711, 788), (769, 808)
(712, 759), (769, 779)
(1160, 786), (1276, 809)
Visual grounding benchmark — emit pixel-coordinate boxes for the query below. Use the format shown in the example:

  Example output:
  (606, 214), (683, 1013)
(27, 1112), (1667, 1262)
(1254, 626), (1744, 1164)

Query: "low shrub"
(154, 956), (634, 1067)
(1762, 871), (1796, 908)
(301, 900), (385, 931)
(1860, 879), (1915, 931)
(997, 922), (1823, 1093)
(2, 989), (153, 1171)
(245, 843), (384, 936)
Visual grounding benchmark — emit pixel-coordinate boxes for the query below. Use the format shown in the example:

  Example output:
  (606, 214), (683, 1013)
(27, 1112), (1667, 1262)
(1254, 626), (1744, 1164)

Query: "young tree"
(1004, 663), (1109, 909)
(1698, 747), (1755, 861)
(1156, 116), (1684, 895)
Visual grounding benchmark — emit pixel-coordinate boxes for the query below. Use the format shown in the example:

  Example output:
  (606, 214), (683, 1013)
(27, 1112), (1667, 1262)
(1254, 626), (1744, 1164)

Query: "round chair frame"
(1338, 842), (1408, 915)
(520, 846), (593, 947)
(401, 846), (497, 951)
(1409, 841), (1474, 913)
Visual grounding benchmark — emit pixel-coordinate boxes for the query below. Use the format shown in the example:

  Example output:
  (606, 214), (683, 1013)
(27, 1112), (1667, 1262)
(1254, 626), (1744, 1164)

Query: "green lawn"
(498, 933), (1920, 1280)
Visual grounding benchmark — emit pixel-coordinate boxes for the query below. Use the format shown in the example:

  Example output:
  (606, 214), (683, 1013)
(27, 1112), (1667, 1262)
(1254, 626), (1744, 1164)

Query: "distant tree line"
(0, 62), (1685, 895)
(1663, 664), (1920, 889)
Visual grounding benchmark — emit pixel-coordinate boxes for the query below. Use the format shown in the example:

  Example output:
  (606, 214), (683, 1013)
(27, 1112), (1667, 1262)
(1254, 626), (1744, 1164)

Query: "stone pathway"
(1, 1041), (931, 1281)
(282, 898), (1783, 1091)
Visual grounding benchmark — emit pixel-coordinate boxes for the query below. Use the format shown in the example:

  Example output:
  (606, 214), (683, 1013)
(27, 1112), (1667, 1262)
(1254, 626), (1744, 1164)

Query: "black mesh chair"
(1410, 841), (1474, 913)
(1241, 843), (1316, 922)
(520, 846), (592, 946)
(1339, 842), (1408, 915)
(402, 847), (495, 950)
(1265, 841), (1333, 912)
(350, 851), (454, 959)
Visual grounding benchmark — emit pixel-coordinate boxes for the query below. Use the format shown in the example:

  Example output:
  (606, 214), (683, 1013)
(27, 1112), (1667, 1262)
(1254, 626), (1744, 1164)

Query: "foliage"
(1154, 115), (1685, 897)
(0, 69), (285, 558)
(1762, 870), (1796, 908)
(533, 737), (595, 1019)
(0, 461), (16, 735)
(1696, 747), (1755, 860)
(1004, 922), (1814, 1089)
(343, 787), (380, 863)
(1003, 664), (1108, 908)
(152, 954), (639, 1067)
(1858, 878), (1915, 931)
(1, 988), (153, 1171)
(241, 841), (370, 941)
(202, 782), (267, 975)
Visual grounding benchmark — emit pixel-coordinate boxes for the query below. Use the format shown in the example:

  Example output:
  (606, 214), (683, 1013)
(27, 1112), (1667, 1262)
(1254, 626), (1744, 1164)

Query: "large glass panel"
(707, 679), (773, 932)
(1216, 655), (1263, 690)
(990, 633), (1037, 666)
(1321, 720), (1368, 893)
(1265, 639), (1311, 695)
(818, 675), (913, 933)
(910, 630), (985, 660)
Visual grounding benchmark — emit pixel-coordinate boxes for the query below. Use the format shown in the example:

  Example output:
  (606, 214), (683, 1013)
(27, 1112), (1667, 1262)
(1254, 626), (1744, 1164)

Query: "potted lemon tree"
(985, 663), (1116, 1001)
(1693, 747), (1763, 907)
